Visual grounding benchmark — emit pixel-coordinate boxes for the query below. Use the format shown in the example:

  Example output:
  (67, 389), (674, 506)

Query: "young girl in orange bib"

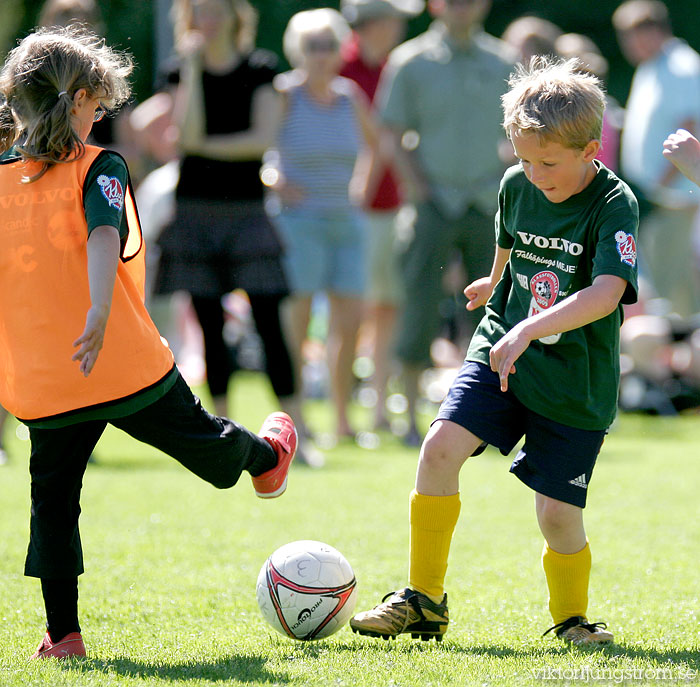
(0, 24), (298, 660)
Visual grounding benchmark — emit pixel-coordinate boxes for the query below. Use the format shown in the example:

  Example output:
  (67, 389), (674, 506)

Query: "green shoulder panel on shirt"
(84, 151), (129, 240)
(468, 162), (639, 431)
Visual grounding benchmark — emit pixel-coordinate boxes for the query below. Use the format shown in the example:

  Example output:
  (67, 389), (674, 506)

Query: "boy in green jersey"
(350, 57), (639, 645)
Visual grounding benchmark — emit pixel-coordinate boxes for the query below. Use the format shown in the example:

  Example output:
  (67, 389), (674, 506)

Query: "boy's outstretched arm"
(662, 129), (700, 187)
(464, 246), (511, 311)
(72, 225), (121, 377)
(490, 274), (628, 392)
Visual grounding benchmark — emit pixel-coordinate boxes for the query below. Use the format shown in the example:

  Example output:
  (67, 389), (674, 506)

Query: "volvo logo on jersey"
(516, 231), (583, 255)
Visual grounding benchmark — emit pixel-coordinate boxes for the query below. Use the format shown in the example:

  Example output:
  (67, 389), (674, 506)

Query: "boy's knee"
(419, 430), (467, 474)
(537, 496), (580, 530)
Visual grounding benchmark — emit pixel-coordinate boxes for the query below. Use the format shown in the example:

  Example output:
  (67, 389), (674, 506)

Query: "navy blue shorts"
(434, 361), (607, 508)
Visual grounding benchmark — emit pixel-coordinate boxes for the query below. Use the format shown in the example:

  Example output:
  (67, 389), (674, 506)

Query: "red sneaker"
(252, 412), (297, 498)
(30, 632), (86, 660)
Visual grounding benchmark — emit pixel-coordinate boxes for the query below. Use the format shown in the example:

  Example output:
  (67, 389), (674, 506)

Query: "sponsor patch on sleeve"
(97, 174), (124, 211)
(614, 230), (636, 267)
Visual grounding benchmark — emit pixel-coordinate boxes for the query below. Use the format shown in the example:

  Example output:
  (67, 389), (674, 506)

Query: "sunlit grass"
(1, 372), (699, 685)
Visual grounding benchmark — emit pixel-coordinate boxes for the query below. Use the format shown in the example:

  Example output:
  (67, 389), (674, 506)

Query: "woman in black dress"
(157, 0), (313, 459)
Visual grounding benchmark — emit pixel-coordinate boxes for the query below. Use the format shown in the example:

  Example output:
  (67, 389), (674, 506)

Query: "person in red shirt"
(339, 0), (424, 432)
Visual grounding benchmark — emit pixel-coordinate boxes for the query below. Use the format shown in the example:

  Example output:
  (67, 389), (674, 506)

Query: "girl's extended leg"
(111, 373), (276, 489)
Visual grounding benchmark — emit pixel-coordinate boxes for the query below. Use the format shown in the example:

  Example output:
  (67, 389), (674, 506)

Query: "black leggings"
(25, 373), (275, 579)
(190, 294), (295, 399)
(26, 373), (277, 638)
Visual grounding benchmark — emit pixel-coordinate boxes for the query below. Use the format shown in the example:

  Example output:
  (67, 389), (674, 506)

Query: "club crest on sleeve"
(614, 231), (636, 267)
(97, 174), (124, 211)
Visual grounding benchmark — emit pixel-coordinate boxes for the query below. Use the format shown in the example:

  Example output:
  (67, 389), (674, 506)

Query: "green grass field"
(1, 372), (699, 686)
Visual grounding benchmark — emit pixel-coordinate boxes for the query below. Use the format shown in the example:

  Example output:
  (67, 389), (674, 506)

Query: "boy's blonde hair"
(0, 24), (132, 181)
(501, 56), (605, 150)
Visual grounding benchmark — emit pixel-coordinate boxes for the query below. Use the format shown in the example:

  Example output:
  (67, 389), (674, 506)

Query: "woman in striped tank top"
(264, 9), (379, 440)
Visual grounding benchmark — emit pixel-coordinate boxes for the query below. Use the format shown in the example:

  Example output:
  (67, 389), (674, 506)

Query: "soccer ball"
(256, 540), (357, 641)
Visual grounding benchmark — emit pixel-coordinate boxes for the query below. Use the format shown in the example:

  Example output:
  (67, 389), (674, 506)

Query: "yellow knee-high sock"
(408, 489), (461, 600)
(542, 541), (591, 625)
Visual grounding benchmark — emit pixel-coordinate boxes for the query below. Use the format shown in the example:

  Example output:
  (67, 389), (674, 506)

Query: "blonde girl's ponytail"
(19, 87), (87, 178)
(0, 24), (133, 182)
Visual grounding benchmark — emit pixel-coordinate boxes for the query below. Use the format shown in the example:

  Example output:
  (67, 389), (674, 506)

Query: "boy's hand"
(72, 304), (110, 377)
(489, 323), (531, 392)
(464, 277), (493, 311)
(662, 129), (700, 186)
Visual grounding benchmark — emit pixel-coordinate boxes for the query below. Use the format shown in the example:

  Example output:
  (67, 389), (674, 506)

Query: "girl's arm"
(72, 225), (120, 377)
(489, 274), (628, 392)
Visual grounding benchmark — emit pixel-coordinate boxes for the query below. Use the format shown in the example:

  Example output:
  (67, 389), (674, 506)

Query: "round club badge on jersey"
(528, 270), (562, 345)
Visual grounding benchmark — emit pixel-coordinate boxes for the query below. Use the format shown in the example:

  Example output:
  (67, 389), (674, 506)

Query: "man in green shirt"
(375, 0), (514, 444)
(351, 57), (638, 646)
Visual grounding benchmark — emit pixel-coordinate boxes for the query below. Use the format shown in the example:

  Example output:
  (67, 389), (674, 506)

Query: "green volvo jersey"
(467, 162), (639, 430)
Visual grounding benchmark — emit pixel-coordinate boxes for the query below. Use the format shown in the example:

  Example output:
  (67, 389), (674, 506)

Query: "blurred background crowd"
(1, 0), (700, 467)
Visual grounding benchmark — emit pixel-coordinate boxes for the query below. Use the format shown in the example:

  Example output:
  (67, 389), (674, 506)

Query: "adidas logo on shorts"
(568, 473), (588, 489)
